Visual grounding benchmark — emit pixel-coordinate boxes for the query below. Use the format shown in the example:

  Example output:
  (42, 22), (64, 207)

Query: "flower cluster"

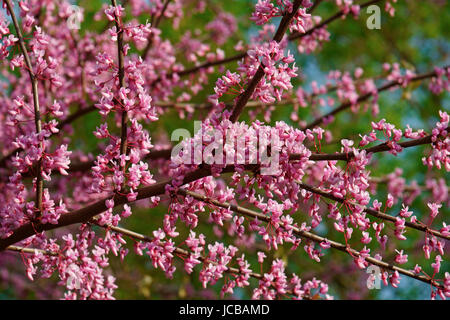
(239, 40), (298, 103)
(423, 111), (449, 171)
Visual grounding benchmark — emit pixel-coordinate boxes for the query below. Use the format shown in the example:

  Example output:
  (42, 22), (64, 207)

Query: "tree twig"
(0, 127), (441, 252)
(178, 188), (444, 290)
(304, 68), (447, 130)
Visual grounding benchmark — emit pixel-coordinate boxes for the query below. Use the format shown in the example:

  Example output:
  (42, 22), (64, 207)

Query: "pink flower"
(427, 202), (442, 220)
(121, 204), (132, 218)
(257, 252), (266, 264)
(394, 250), (408, 264)
(105, 199), (115, 209)
(431, 255), (442, 274)
(390, 271), (401, 288)
(105, 5), (124, 21)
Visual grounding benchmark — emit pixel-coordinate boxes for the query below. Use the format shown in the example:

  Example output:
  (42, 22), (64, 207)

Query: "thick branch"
(296, 182), (450, 241)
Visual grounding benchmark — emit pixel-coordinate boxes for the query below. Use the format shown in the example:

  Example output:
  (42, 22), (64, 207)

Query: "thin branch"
(0, 128), (441, 251)
(5, 0), (44, 215)
(111, 0), (128, 187)
(229, 0), (304, 122)
(160, 0), (384, 83)
(294, 128), (448, 162)
(141, 0), (171, 60)
(178, 189), (443, 290)
(296, 182), (450, 241)
(6, 245), (58, 256)
(304, 68), (445, 130)
(289, 0), (384, 41)
(307, 0), (324, 14)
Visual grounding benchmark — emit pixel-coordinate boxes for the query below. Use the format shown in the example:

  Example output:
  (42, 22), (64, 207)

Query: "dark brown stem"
(0, 126), (441, 251)
(304, 69), (445, 130)
(229, 0), (303, 122)
(111, 0), (128, 183)
(179, 189), (443, 289)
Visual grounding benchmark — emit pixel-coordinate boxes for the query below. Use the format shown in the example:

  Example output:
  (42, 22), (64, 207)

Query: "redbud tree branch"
(6, 245), (58, 256)
(0, 128), (441, 252)
(290, 127), (449, 162)
(229, 0), (304, 122)
(6, 224), (306, 298)
(177, 189), (444, 290)
(304, 68), (448, 130)
(111, 0), (128, 168)
(295, 182), (450, 241)
(141, 0), (172, 60)
(289, 0), (385, 41)
(164, 0), (385, 82)
(5, 0), (44, 215)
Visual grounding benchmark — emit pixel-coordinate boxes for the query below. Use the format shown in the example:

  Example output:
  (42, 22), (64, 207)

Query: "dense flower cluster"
(423, 111), (449, 171)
